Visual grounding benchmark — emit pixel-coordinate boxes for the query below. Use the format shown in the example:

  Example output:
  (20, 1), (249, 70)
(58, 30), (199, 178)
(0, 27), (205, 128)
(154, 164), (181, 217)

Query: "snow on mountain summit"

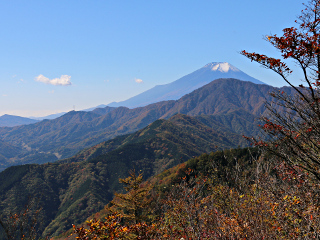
(108, 62), (266, 108)
(205, 62), (240, 72)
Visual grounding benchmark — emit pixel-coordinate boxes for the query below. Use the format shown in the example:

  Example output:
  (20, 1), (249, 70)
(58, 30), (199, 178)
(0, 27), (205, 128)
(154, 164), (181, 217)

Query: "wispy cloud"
(2, 94), (7, 97)
(48, 90), (54, 94)
(35, 74), (72, 86)
(135, 78), (143, 83)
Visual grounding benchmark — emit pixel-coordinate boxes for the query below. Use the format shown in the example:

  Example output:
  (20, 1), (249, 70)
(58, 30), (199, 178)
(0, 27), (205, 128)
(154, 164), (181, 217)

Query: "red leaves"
(312, 80), (320, 87)
(254, 140), (268, 147)
(306, 127), (313, 132)
(241, 51), (292, 76)
(261, 121), (286, 134)
(269, 26), (320, 61)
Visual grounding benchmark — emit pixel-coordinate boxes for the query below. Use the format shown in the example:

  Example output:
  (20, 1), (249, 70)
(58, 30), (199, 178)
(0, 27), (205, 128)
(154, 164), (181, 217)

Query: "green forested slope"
(0, 114), (247, 237)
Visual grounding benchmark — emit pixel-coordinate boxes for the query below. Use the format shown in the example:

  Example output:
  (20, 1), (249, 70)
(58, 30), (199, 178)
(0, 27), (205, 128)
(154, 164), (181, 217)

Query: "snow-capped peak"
(204, 62), (240, 73)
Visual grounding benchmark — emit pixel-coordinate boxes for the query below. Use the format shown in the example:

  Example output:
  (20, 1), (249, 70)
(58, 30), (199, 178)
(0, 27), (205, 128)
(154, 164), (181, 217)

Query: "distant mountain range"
(108, 62), (266, 108)
(29, 112), (67, 121)
(0, 106), (110, 128)
(0, 114), (39, 127)
(0, 78), (294, 171)
(28, 105), (108, 121)
(0, 62), (263, 126)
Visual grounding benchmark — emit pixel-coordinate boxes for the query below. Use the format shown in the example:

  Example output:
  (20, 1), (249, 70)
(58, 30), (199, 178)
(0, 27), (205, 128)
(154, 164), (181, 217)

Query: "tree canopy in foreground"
(242, 0), (320, 180)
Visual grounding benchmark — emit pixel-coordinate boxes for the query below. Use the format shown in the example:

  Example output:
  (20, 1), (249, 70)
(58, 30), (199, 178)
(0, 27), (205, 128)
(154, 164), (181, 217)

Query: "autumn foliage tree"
(73, 170), (154, 240)
(110, 170), (152, 225)
(242, 0), (320, 180)
(72, 213), (130, 240)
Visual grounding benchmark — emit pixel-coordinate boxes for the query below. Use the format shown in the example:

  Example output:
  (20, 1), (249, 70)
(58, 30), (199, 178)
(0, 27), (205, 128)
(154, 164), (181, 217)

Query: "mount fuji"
(108, 62), (266, 108)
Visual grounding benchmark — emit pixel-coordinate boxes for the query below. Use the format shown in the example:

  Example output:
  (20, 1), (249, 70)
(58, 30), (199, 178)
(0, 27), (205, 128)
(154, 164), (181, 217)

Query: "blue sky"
(0, 0), (304, 117)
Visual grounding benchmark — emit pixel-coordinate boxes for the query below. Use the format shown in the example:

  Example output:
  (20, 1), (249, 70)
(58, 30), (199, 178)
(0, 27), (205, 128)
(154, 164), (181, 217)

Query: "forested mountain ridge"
(0, 78), (295, 170)
(61, 114), (246, 165)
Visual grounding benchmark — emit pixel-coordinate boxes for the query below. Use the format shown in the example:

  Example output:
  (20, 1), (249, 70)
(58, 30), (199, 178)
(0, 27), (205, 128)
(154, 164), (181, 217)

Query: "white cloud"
(2, 94), (7, 97)
(35, 74), (72, 86)
(135, 78), (143, 83)
(48, 90), (54, 94)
